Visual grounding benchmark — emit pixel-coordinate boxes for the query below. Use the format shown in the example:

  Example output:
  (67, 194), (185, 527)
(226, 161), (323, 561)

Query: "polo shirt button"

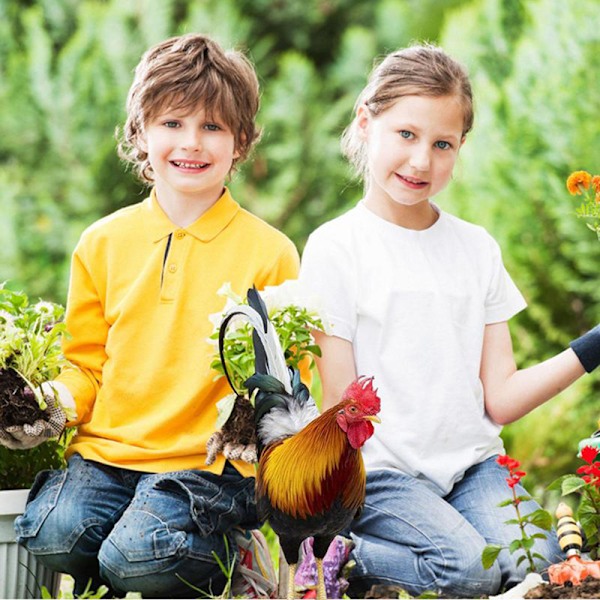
(175, 231), (186, 239)
(168, 264), (177, 273)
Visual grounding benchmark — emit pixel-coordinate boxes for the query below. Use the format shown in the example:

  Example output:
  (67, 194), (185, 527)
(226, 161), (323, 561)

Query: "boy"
(7, 34), (298, 598)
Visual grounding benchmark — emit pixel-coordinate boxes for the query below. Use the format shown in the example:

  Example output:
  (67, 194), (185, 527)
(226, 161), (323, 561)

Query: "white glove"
(0, 382), (74, 450)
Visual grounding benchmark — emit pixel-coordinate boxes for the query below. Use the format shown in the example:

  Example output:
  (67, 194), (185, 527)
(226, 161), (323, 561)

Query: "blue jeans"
(349, 456), (562, 597)
(14, 454), (258, 598)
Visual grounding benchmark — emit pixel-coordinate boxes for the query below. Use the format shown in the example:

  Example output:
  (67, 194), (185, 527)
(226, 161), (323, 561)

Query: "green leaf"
(509, 539), (522, 554)
(562, 476), (588, 496)
(482, 544), (503, 569)
(526, 509), (553, 531)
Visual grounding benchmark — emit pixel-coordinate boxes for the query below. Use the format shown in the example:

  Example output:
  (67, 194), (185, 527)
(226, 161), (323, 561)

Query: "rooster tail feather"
(219, 301), (292, 394)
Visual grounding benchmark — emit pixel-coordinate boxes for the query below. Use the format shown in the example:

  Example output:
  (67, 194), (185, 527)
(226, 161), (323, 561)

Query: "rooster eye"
(348, 406), (358, 413)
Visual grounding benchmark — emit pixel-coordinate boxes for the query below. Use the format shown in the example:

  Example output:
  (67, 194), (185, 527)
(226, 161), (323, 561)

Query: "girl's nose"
(409, 145), (431, 171)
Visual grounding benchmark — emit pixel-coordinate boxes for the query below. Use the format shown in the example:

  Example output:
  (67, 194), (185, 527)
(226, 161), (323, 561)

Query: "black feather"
(248, 286), (269, 375)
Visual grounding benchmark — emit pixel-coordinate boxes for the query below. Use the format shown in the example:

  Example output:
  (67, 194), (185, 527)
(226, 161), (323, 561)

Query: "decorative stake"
(548, 503), (600, 585)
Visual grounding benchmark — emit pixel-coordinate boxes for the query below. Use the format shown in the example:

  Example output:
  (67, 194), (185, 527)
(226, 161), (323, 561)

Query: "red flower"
(581, 446), (599, 464)
(498, 454), (527, 490)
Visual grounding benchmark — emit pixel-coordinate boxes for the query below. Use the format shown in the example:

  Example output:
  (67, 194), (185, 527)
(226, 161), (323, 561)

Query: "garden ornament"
(548, 503), (600, 585)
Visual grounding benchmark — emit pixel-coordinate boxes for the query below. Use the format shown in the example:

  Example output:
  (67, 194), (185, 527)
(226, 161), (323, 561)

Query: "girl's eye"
(399, 130), (413, 139)
(435, 140), (451, 150)
(164, 121), (179, 128)
(204, 123), (221, 131)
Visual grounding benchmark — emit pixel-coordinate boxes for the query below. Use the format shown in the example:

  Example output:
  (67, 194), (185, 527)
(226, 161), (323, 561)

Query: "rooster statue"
(218, 287), (381, 600)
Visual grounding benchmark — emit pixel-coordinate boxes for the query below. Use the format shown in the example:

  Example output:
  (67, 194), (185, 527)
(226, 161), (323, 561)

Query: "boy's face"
(141, 105), (238, 207)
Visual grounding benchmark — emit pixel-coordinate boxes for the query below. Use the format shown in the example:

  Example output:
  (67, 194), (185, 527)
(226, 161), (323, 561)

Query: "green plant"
(566, 170), (600, 240)
(209, 281), (328, 394)
(548, 444), (600, 559)
(0, 283), (67, 409)
(482, 454), (552, 574)
(0, 282), (73, 489)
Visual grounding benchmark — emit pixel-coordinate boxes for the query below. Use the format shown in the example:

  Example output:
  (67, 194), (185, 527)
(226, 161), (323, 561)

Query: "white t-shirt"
(299, 201), (527, 495)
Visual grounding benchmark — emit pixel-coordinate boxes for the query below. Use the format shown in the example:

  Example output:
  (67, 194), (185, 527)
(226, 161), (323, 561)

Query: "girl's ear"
(356, 104), (370, 140)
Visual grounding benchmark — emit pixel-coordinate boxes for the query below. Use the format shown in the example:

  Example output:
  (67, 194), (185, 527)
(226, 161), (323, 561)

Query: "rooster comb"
(343, 376), (381, 414)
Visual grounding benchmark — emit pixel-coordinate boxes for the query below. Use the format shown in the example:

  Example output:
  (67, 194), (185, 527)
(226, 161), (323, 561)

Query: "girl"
(299, 44), (600, 597)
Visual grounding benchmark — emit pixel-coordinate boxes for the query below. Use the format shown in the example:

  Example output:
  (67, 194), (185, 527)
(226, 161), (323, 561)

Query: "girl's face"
(142, 104), (238, 208)
(358, 94), (465, 223)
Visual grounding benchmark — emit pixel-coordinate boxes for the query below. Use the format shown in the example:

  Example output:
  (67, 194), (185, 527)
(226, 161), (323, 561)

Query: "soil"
(525, 577), (600, 599)
(0, 368), (44, 427)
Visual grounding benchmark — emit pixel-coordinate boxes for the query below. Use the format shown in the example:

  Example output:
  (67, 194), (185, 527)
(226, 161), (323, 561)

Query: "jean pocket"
(14, 468), (68, 539)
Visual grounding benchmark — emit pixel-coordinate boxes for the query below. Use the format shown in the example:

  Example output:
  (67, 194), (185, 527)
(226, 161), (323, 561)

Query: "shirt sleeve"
(484, 236), (527, 324)
(299, 227), (357, 342)
(55, 240), (106, 425)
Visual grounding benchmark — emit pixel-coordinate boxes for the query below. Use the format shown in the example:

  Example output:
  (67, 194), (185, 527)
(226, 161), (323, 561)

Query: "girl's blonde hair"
(118, 34), (261, 183)
(341, 43), (474, 181)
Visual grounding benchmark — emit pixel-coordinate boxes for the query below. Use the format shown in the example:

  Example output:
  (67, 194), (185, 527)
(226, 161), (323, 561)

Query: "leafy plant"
(482, 454), (552, 573)
(0, 282), (67, 409)
(566, 170), (600, 241)
(209, 281), (328, 395)
(0, 282), (72, 490)
(548, 444), (600, 559)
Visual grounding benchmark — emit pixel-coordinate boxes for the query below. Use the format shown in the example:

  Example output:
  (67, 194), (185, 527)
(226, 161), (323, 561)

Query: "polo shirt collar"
(145, 187), (240, 243)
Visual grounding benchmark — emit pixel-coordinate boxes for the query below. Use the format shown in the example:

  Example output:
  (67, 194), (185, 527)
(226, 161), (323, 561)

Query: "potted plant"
(0, 282), (71, 599)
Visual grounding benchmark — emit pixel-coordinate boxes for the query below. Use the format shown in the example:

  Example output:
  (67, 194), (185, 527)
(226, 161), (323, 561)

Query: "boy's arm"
(481, 321), (586, 425)
(55, 248), (107, 425)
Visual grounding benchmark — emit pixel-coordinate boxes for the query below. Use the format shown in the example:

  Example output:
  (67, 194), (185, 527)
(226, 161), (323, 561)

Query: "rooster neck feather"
(257, 409), (366, 520)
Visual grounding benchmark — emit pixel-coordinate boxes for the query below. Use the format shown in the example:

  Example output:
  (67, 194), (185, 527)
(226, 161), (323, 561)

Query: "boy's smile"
(142, 106), (239, 226)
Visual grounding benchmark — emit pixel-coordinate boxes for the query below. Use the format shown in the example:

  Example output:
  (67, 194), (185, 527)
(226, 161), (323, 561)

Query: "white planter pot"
(0, 489), (61, 599)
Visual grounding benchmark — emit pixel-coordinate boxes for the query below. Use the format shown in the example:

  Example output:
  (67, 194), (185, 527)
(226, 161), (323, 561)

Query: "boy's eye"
(204, 123), (221, 131)
(399, 130), (413, 139)
(435, 140), (451, 150)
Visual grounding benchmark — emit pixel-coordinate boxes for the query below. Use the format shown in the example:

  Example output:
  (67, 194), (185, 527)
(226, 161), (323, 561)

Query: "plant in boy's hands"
(549, 445), (600, 559)
(0, 283), (73, 450)
(206, 281), (330, 465)
(566, 170), (600, 240)
(482, 454), (552, 573)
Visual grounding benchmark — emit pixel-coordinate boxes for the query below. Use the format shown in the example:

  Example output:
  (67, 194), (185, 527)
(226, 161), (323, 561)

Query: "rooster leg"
(316, 558), (327, 600)
(287, 563), (297, 600)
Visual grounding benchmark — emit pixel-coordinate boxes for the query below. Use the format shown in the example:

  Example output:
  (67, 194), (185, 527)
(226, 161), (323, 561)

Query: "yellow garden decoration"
(566, 170), (600, 240)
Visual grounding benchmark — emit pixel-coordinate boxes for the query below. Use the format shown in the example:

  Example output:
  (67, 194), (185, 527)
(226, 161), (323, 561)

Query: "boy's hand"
(0, 382), (73, 450)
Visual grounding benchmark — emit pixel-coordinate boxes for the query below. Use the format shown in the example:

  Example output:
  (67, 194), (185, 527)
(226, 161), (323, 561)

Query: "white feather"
(223, 304), (292, 393)
(257, 398), (320, 445)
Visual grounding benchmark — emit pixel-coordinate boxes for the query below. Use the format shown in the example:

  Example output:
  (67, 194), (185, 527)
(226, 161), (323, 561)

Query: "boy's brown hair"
(118, 34), (261, 183)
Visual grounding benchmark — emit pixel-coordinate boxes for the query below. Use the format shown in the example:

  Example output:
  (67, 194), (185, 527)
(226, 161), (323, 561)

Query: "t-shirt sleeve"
(299, 227), (357, 341)
(484, 237), (527, 324)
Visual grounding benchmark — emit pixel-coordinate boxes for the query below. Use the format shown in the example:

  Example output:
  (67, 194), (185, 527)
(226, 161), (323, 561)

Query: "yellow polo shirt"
(57, 188), (299, 477)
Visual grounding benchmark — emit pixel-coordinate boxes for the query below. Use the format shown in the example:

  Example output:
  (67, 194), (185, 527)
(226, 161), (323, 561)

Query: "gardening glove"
(0, 382), (74, 450)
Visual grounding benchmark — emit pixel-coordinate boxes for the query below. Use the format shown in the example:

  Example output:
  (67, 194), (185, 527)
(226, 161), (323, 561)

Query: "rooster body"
(219, 288), (380, 599)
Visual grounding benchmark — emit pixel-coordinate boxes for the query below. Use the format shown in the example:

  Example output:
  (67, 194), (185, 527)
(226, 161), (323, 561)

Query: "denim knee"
(350, 531), (501, 598)
(98, 521), (228, 598)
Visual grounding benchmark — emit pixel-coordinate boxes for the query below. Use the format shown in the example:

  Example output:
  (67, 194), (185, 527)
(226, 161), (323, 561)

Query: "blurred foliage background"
(1, 0), (599, 504)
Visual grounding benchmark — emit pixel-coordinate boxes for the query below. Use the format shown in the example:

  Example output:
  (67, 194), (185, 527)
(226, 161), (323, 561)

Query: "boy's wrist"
(570, 325), (600, 373)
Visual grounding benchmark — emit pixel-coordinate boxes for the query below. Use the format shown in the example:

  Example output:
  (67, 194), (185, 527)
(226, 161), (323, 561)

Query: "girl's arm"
(480, 321), (585, 425)
(313, 330), (357, 411)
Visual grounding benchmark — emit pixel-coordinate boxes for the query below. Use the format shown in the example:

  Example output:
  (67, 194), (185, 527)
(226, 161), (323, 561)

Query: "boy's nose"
(182, 129), (203, 151)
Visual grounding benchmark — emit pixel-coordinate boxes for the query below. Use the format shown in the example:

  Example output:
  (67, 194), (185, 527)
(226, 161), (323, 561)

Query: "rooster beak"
(363, 415), (381, 423)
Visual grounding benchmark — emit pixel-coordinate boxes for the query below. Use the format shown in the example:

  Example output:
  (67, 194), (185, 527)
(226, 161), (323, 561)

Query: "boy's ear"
(356, 104), (370, 140)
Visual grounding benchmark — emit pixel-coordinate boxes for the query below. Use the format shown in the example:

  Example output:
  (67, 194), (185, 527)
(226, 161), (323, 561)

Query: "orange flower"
(567, 170), (593, 195)
(592, 176), (600, 204)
